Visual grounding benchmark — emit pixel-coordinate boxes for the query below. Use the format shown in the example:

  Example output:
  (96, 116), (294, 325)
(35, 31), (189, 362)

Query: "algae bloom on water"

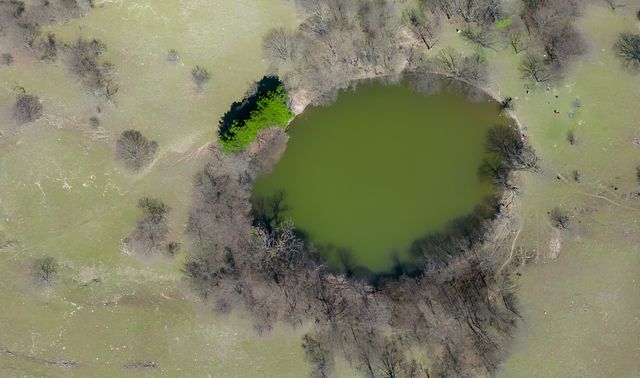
(252, 78), (511, 273)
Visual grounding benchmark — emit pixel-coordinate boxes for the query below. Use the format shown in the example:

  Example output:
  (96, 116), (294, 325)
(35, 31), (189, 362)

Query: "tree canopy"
(219, 85), (293, 153)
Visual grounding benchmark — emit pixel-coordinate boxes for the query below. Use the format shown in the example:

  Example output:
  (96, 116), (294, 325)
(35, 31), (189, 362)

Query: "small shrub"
(123, 197), (170, 255)
(614, 32), (640, 70)
(567, 130), (576, 145)
(39, 33), (58, 62)
(167, 49), (179, 63)
(500, 97), (513, 110)
(191, 65), (210, 89)
(549, 207), (570, 229)
(33, 256), (57, 283)
(460, 24), (493, 49)
(636, 166), (640, 184)
(1, 53), (14, 65)
(89, 116), (100, 128)
(12, 1), (25, 17)
(115, 130), (158, 171)
(572, 170), (581, 183)
(14, 94), (43, 124)
(166, 241), (180, 256)
(138, 197), (170, 223)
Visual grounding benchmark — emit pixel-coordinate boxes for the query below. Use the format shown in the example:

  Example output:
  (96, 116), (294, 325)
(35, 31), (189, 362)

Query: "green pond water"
(253, 80), (509, 272)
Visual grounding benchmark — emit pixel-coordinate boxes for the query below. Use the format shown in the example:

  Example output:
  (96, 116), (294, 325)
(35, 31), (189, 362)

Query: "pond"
(252, 78), (510, 273)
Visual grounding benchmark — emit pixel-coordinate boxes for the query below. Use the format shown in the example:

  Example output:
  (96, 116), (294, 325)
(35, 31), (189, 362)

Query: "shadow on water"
(251, 189), (502, 285)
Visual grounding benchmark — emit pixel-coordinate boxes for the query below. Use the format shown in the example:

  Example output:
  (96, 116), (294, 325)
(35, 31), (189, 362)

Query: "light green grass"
(0, 1), (310, 376)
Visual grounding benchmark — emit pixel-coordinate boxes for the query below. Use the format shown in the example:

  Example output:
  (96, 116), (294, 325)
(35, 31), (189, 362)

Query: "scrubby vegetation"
(63, 38), (118, 99)
(614, 32), (640, 71)
(115, 130), (158, 171)
(191, 65), (210, 90)
(33, 256), (57, 284)
(14, 93), (43, 124)
(167, 48), (179, 63)
(122, 197), (170, 255)
(1, 52), (14, 65)
(549, 207), (571, 229)
(38, 32), (58, 61)
(218, 76), (293, 153)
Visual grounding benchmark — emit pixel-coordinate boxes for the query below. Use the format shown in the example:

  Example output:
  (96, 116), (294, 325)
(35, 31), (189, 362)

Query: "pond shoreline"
(257, 75), (524, 276)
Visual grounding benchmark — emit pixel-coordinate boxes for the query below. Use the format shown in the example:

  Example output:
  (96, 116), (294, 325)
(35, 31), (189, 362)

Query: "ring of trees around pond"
(184, 72), (537, 376)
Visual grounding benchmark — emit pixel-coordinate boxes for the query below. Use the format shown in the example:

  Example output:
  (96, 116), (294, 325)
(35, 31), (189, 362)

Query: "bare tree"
(460, 24), (494, 49)
(486, 124), (539, 171)
(115, 130), (158, 171)
(376, 338), (406, 378)
(502, 17), (527, 54)
(302, 333), (334, 378)
(432, 0), (456, 20)
(122, 197), (170, 255)
(437, 47), (460, 76)
(404, 7), (439, 50)
(191, 65), (210, 90)
(263, 27), (296, 63)
(436, 48), (487, 84)
(549, 207), (570, 229)
(603, 0), (626, 11)
(14, 94), (43, 124)
(480, 159), (517, 191)
(33, 256), (57, 283)
(38, 32), (58, 61)
(64, 38), (117, 99)
(519, 54), (550, 82)
(614, 32), (640, 71)
(1, 53), (13, 65)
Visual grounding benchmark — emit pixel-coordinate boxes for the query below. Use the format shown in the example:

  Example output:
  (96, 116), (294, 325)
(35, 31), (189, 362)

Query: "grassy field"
(0, 0), (639, 376)
(0, 1), (311, 376)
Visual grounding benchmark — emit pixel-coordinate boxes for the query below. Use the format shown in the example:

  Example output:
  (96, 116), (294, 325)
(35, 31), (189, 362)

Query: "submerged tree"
(115, 130), (158, 171)
(614, 32), (640, 71)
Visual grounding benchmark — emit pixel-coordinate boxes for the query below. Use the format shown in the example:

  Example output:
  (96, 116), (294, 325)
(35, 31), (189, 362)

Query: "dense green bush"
(220, 86), (293, 153)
